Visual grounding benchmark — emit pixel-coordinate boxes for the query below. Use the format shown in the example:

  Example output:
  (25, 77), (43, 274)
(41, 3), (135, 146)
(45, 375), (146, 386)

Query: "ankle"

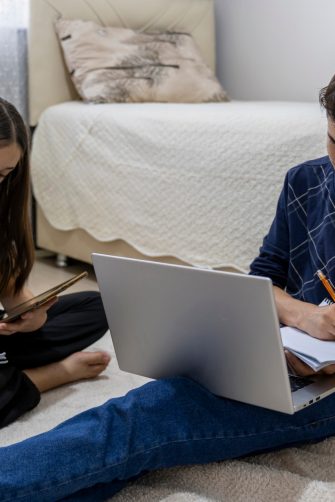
(23, 361), (69, 393)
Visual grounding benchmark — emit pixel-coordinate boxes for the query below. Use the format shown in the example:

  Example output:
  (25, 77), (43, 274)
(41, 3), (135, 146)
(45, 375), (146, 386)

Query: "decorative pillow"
(55, 19), (229, 104)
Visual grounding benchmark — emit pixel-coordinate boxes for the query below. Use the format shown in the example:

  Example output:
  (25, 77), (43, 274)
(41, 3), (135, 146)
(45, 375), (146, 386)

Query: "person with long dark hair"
(0, 97), (110, 428)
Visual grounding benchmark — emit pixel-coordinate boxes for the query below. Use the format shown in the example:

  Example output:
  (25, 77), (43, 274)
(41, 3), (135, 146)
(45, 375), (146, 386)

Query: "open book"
(281, 326), (335, 371)
(280, 298), (335, 372)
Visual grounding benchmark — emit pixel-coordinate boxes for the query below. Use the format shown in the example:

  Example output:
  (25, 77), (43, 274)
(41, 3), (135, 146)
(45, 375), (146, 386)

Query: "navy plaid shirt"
(249, 155), (335, 305)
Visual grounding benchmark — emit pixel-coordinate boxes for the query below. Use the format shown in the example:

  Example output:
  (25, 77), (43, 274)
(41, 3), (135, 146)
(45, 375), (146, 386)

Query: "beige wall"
(214, 0), (335, 102)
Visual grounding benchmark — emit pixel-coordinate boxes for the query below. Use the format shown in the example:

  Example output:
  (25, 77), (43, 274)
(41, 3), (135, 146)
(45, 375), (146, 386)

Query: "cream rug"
(2, 332), (335, 501)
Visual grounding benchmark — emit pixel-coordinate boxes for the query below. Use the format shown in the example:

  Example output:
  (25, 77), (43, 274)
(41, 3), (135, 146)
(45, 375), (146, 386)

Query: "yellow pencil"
(316, 269), (335, 302)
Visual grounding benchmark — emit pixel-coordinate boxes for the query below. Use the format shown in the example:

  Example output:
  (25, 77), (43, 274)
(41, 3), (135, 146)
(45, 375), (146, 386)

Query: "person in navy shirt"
(250, 77), (335, 376)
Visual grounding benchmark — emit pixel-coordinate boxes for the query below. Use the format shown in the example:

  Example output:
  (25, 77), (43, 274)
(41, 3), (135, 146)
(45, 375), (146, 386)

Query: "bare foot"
(23, 351), (111, 393)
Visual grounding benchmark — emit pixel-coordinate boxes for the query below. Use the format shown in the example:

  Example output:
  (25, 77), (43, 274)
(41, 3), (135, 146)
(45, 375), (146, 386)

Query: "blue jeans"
(2, 377), (335, 501)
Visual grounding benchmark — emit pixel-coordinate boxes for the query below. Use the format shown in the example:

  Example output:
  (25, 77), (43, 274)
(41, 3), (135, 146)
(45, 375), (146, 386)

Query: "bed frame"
(28, 0), (216, 266)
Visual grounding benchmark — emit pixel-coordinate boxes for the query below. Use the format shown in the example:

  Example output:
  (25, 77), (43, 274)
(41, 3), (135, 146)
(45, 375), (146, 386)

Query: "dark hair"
(0, 97), (34, 296)
(319, 75), (335, 121)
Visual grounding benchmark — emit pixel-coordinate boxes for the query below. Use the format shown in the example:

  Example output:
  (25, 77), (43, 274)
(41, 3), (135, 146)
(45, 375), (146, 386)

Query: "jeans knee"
(135, 376), (202, 408)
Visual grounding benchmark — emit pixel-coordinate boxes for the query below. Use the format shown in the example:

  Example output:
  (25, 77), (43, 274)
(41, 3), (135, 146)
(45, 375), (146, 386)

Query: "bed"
(29, 0), (223, 269)
(28, 0), (326, 272)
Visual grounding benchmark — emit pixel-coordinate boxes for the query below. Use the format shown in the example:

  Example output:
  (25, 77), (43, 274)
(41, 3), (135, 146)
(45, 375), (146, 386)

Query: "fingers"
(41, 296), (58, 310)
(285, 350), (315, 376)
(0, 322), (18, 335)
(322, 364), (335, 375)
(0, 317), (30, 332)
(20, 312), (34, 320)
(285, 350), (335, 377)
(0, 297), (57, 335)
(20, 297), (58, 320)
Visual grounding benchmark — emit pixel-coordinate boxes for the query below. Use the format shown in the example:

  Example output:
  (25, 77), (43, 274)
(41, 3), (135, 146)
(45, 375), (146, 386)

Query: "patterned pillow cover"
(55, 19), (229, 104)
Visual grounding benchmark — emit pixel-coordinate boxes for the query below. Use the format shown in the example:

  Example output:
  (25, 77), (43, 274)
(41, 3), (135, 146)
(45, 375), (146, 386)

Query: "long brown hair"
(0, 97), (34, 296)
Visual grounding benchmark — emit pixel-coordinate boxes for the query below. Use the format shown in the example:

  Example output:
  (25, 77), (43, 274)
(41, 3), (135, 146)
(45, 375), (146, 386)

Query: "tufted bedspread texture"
(31, 100), (326, 271)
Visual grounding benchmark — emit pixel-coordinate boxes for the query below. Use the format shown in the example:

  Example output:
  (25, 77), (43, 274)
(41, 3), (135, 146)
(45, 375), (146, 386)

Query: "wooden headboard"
(28, 0), (216, 126)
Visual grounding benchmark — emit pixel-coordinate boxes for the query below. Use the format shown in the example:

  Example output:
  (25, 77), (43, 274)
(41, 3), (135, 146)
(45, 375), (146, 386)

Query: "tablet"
(0, 271), (88, 323)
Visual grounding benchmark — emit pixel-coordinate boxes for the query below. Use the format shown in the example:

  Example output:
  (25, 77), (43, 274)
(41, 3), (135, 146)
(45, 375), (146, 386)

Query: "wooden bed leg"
(56, 253), (68, 267)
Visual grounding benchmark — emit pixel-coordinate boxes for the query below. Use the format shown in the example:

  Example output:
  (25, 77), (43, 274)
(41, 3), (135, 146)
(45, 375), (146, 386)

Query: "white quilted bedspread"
(31, 101), (326, 270)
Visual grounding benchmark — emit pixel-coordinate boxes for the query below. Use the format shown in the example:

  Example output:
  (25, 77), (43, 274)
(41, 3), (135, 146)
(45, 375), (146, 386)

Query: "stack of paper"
(280, 326), (335, 371)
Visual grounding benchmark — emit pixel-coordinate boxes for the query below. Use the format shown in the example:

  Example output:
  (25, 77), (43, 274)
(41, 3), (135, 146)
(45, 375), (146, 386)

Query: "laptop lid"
(92, 254), (295, 414)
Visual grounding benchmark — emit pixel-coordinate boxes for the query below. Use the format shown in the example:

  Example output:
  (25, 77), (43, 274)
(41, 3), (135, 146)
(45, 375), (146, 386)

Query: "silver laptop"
(92, 253), (335, 414)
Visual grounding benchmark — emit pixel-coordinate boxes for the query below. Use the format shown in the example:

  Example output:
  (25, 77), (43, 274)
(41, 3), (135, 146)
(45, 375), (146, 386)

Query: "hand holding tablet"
(0, 271), (88, 323)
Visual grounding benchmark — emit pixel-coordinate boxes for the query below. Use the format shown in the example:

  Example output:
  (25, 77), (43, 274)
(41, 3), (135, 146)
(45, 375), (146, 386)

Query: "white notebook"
(281, 326), (335, 371)
(280, 298), (335, 372)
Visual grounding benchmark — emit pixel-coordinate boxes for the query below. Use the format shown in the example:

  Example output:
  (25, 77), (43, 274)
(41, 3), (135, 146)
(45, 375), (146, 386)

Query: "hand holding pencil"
(281, 269), (335, 375)
(288, 269), (335, 342)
